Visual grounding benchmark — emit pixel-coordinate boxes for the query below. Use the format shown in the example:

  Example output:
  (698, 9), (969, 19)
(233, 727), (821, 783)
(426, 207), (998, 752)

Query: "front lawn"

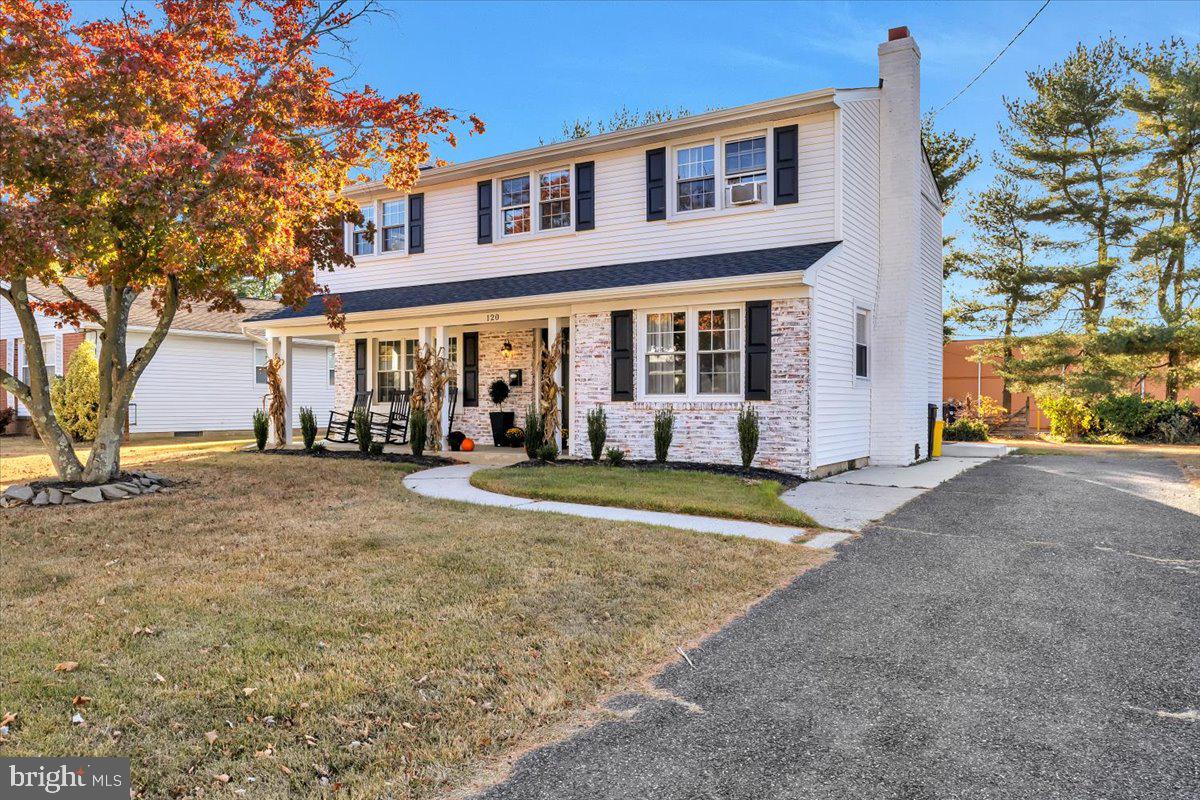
(0, 450), (824, 798)
(470, 463), (817, 527)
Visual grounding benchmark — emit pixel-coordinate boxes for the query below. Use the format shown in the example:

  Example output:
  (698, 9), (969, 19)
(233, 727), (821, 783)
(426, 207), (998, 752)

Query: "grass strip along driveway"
(0, 446), (825, 798)
(470, 464), (817, 528)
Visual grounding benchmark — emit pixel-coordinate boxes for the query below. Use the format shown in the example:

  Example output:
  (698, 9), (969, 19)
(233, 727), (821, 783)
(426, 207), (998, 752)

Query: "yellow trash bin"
(932, 420), (944, 457)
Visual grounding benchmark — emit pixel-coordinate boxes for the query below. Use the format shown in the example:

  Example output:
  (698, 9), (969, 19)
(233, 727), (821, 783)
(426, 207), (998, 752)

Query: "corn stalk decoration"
(265, 355), (287, 447)
(411, 344), (429, 411)
(425, 346), (449, 452)
(538, 333), (564, 443)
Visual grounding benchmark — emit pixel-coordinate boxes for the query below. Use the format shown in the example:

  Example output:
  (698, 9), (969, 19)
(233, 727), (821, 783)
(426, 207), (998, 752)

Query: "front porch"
(315, 439), (533, 467)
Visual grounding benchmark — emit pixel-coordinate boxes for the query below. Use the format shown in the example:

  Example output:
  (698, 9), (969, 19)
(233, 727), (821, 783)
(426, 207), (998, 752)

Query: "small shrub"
(1094, 394), (1151, 438)
(311, 442), (326, 453)
(737, 404), (760, 468)
(409, 408), (428, 457)
(488, 379), (510, 408)
(0, 407), (15, 435)
(524, 405), (544, 458)
(536, 442), (559, 462)
(586, 406), (607, 460)
(1158, 413), (1197, 444)
(252, 409), (268, 451)
(943, 418), (988, 442)
(1039, 394), (1096, 441)
(506, 426), (525, 447)
(299, 406), (317, 450)
(1145, 399), (1200, 440)
(605, 446), (625, 466)
(368, 441), (384, 456)
(652, 407), (674, 463)
(354, 408), (372, 453)
(49, 345), (99, 441)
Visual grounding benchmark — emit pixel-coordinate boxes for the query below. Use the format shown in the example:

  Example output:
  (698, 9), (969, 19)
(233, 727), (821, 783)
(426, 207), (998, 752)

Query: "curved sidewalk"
(402, 464), (848, 548)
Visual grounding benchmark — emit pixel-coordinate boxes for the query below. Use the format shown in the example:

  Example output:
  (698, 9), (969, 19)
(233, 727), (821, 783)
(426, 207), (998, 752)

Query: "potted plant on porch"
(488, 378), (515, 447)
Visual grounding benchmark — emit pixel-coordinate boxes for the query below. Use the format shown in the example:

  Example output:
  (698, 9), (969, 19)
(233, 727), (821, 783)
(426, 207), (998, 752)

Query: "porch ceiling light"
(501, 339), (514, 359)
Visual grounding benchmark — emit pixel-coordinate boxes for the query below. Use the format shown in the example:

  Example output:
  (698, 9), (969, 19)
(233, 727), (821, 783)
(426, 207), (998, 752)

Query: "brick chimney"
(871, 26), (930, 465)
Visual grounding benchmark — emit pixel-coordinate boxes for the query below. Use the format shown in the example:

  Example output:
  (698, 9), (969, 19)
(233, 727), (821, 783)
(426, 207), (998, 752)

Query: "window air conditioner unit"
(727, 181), (765, 206)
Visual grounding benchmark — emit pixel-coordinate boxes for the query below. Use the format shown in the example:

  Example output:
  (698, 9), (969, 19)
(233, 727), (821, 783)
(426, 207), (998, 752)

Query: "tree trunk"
(1165, 346), (1180, 402)
(82, 405), (126, 483)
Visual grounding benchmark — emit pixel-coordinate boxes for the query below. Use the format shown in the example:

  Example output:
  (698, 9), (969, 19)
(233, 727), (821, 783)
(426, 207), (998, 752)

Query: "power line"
(930, 0), (1051, 118)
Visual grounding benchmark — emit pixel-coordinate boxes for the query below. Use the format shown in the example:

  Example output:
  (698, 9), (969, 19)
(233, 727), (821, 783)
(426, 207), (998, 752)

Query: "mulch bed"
(507, 458), (806, 488)
(256, 447), (460, 469)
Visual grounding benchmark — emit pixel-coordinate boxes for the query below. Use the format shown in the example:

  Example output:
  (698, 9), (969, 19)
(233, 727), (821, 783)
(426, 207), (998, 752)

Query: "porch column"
(267, 334), (294, 446)
(547, 316), (562, 450)
(435, 324), (450, 451)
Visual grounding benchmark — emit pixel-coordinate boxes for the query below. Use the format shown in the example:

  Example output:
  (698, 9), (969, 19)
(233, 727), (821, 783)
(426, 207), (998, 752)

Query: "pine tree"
(921, 114), (980, 213)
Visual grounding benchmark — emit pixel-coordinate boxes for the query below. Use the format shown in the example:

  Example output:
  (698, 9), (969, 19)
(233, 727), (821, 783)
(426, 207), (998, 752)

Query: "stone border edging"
(2, 471), (176, 509)
(402, 464), (850, 549)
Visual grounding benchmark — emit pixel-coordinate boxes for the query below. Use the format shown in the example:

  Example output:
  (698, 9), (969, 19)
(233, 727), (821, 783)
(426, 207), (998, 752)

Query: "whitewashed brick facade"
(456, 328), (537, 443)
(569, 299), (811, 474)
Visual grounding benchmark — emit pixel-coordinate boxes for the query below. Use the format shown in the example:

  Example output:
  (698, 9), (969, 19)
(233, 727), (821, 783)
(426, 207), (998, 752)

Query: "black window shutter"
(611, 310), (634, 401)
(575, 161), (595, 231)
(354, 338), (367, 393)
(745, 301), (771, 400)
(476, 181), (492, 244)
(645, 148), (666, 221)
(773, 125), (799, 205)
(408, 193), (425, 253)
(461, 332), (479, 407)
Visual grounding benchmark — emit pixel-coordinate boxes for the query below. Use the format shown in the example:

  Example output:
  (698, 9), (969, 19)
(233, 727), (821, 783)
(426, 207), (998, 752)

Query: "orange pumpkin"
(461, 437), (475, 452)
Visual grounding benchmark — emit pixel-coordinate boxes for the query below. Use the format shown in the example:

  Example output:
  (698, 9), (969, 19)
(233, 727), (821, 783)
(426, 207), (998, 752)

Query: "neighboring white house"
(248, 26), (943, 476)
(1, 278), (334, 437)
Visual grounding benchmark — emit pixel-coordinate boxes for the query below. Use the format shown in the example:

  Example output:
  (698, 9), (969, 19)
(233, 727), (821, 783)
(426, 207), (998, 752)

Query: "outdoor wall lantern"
(500, 338), (514, 359)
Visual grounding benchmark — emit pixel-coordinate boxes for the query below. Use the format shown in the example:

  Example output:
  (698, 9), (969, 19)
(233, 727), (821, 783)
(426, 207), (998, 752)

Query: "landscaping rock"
(47, 487), (64, 505)
(62, 496), (83, 505)
(99, 485), (128, 500)
(32, 491), (50, 506)
(139, 477), (154, 487)
(71, 486), (105, 504)
(144, 485), (160, 494)
(119, 483), (142, 495)
(4, 485), (34, 503)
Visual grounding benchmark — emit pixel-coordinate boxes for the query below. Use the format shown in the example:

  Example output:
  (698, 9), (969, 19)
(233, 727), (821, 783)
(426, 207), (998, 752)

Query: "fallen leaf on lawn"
(133, 626), (159, 637)
(278, 764), (292, 776)
(401, 722), (415, 730)
(1, 713), (16, 727)
(213, 774), (230, 784)
(204, 731), (218, 745)
(254, 746), (274, 758)
(242, 687), (256, 697)
(97, 597), (106, 606)
(53, 661), (78, 673)
(311, 764), (329, 778)
(153, 673), (166, 684)
(71, 696), (92, 708)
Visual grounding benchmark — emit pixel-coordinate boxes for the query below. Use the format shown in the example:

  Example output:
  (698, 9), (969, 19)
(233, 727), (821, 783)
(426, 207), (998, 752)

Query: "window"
(403, 339), (417, 390)
(447, 337), (459, 387)
(381, 200), (405, 252)
(645, 311), (687, 395)
(855, 308), (870, 379)
(353, 203), (375, 256)
(500, 175), (531, 235)
(327, 348), (336, 386)
(675, 144), (715, 212)
(538, 168), (571, 230)
(254, 345), (268, 385)
(697, 308), (741, 395)
(377, 339), (403, 401)
(724, 136), (767, 202)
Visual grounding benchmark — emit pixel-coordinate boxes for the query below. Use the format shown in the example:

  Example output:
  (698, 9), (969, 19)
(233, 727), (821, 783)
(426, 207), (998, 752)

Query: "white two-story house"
(249, 26), (943, 476)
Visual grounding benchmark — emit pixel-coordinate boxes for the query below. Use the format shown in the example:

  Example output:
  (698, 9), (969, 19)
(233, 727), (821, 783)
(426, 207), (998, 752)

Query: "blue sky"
(73, 0), (1197, 333)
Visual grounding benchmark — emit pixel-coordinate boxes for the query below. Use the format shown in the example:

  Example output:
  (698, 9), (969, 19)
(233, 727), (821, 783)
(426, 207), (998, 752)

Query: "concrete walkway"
(403, 464), (825, 547)
(781, 443), (1011, 532)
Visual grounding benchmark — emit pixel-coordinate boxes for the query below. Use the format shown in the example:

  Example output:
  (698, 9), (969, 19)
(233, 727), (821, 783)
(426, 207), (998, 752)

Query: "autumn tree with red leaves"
(0, 0), (481, 483)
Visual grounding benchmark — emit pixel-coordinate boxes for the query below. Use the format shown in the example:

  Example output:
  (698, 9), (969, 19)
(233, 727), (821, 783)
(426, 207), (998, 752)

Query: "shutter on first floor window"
(773, 125), (799, 205)
(575, 161), (595, 231)
(408, 193), (425, 253)
(745, 300), (771, 400)
(461, 332), (479, 407)
(611, 310), (634, 401)
(354, 338), (367, 393)
(476, 180), (492, 244)
(645, 148), (666, 221)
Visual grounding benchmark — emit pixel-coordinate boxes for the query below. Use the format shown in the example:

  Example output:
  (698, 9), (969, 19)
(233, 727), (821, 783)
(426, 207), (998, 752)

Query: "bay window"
(538, 168), (571, 230)
(675, 143), (715, 212)
(381, 199), (406, 252)
(642, 305), (744, 399)
(500, 174), (531, 235)
(352, 203), (375, 256)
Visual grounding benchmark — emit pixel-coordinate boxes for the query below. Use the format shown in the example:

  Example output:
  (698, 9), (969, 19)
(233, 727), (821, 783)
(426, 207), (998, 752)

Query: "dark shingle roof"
(251, 241), (839, 322)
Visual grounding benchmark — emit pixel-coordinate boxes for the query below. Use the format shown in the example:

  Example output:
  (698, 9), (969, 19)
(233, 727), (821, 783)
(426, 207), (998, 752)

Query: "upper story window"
(675, 144), (715, 212)
(352, 204), (375, 256)
(724, 136), (767, 204)
(381, 200), (406, 252)
(500, 175), (531, 235)
(538, 168), (571, 230)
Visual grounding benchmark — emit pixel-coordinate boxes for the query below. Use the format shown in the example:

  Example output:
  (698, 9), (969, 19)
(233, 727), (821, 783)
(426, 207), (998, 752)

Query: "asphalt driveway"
(477, 454), (1199, 799)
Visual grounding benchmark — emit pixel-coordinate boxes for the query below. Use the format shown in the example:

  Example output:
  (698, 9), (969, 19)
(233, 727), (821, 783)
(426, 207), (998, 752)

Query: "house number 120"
(485, 313), (501, 322)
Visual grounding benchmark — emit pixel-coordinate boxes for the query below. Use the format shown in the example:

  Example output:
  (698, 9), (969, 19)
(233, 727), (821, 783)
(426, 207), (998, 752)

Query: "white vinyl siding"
(323, 110), (837, 294)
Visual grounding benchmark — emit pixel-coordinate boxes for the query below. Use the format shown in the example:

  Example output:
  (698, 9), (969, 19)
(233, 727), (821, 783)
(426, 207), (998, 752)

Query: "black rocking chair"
(370, 389), (412, 445)
(325, 389), (373, 443)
